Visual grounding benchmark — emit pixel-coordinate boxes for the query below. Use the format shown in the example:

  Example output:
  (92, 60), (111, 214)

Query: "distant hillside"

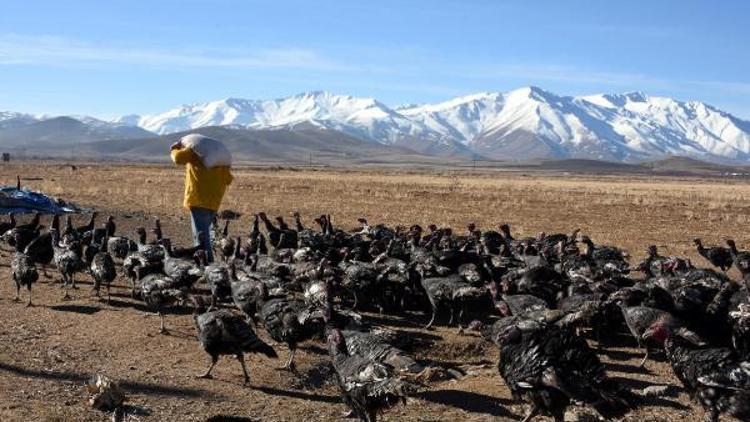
(502, 156), (750, 176)
(534, 159), (644, 173)
(643, 156), (731, 172)
(0, 116), (154, 147)
(70, 125), (438, 165)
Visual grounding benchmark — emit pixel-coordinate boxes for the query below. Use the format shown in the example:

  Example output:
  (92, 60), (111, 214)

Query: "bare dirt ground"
(0, 162), (748, 421)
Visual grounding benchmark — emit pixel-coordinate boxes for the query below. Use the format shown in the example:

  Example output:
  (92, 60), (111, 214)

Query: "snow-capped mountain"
(575, 91), (750, 160)
(116, 91), (472, 156)
(117, 88), (750, 163)
(398, 87), (750, 162)
(4, 87), (750, 163)
(120, 93), (437, 141)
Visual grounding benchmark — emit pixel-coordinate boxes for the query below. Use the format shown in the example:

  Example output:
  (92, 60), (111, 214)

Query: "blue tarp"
(0, 186), (83, 214)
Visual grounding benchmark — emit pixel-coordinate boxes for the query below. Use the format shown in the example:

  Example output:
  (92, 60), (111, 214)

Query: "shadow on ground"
(48, 304), (101, 315)
(0, 361), (223, 399)
(417, 389), (520, 419)
(254, 385), (339, 404)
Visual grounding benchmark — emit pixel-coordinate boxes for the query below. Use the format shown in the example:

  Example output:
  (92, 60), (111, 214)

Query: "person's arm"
(171, 143), (193, 165)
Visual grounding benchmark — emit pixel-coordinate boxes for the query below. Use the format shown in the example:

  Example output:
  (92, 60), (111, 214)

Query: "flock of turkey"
(2, 210), (750, 422)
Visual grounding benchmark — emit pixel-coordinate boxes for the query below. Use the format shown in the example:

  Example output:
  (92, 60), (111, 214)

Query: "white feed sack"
(180, 134), (232, 168)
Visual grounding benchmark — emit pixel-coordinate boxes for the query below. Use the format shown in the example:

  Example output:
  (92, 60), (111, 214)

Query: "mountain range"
(0, 113), (153, 147)
(2, 87), (750, 164)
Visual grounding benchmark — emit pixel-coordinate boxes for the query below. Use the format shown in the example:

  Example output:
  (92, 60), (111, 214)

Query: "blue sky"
(1, 0), (749, 119)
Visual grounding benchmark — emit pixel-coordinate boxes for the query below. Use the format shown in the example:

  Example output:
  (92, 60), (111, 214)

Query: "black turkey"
(258, 212), (298, 249)
(74, 212), (98, 237)
(339, 251), (381, 310)
(497, 321), (639, 421)
(302, 260), (332, 313)
(3, 214), (42, 252)
(106, 217), (137, 261)
(556, 293), (607, 330)
(492, 291), (549, 317)
(619, 304), (702, 367)
(213, 219), (235, 262)
(694, 238), (733, 272)
(51, 228), (86, 300)
(136, 272), (187, 334)
(23, 226), (54, 278)
(135, 227), (164, 262)
(644, 322), (750, 422)
(502, 266), (568, 308)
(121, 228), (165, 297)
(420, 273), (486, 329)
(294, 211), (327, 250)
(230, 265), (265, 324)
(327, 328), (417, 422)
(499, 223), (534, 249)
(274, 215), (300, 245)
(192, 296), (277, 385)
(636, 245), (669, 278)
(468, 311), (566, 346)
(122, 252), (162, 297)
(257, 288), (314, 371)
(341, 328), (424, 374)
(200, 253), (233, 308)
(579, 235), (630, 275)
(11, 250), (38, 306)
(161, 239), (203, 290)
(727, 239), (750, 283)
(90, 236), (117, 303)
(469, 315), (527, 346)
(245, 215), (266, 255)
(0, 213), (16, 236)
(60, 215), (81, 248)
(103, 214), (116, 237)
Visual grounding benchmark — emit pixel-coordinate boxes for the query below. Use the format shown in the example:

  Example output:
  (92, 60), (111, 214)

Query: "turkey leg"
(236, 354), (250, 385)
(197, 355), (218, 379)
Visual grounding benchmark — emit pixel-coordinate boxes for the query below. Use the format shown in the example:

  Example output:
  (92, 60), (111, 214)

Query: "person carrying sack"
(170, 134), (233, 262)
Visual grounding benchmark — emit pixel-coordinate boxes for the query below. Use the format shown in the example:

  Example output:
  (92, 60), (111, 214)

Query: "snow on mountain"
(0, 112), (155, 146)
(126, 88), (750, 162)
(1, 111), (152, 135)
(111, 114), (142, 127)
(399, 87), (750, 162)
(7, 86), (750, 163)
(398, 91), (507, 142)
(0, 111), (39, 129)
(0, 111), (31, 121)
(127, 91), (447, 144)
(574, 92), (750, 160)
(119, 91), (479, 156)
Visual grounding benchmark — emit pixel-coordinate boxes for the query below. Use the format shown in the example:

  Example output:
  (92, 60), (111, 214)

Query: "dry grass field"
(0, 162), (748, 421)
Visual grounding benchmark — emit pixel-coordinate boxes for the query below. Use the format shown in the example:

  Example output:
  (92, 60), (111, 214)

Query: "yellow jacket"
(171, 148), (233, 212)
